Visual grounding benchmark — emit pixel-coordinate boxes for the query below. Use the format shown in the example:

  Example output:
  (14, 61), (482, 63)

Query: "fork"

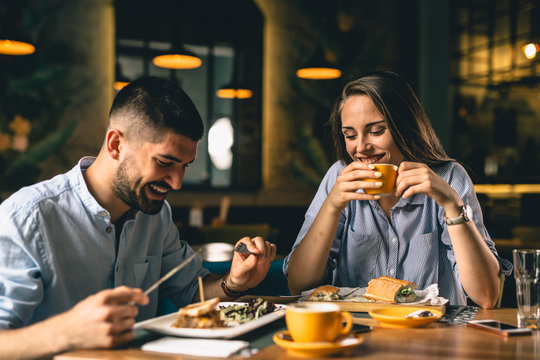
(234, 242), (257, 256)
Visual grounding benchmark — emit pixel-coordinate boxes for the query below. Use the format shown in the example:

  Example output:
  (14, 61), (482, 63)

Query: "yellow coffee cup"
(285, 303), (353, 343)
(363, 163), (398, 195)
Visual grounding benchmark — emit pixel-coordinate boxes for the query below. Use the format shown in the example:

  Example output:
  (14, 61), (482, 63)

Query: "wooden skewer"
(198, 276), (205, 302)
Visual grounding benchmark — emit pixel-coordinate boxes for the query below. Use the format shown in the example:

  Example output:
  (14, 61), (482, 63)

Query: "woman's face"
(340, 95), (404, 166)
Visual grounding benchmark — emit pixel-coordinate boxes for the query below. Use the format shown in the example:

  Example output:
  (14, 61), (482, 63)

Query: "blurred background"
(1, 0), (539, 302)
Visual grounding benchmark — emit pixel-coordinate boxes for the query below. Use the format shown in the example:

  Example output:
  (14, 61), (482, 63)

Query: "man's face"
(112, 132), (198, 214)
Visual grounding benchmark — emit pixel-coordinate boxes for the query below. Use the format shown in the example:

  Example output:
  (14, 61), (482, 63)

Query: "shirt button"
(106, 226), (112, 233)
(389, 269), (395, 275)
(392, 237), (397, 243)
(100, 211), (107, 217)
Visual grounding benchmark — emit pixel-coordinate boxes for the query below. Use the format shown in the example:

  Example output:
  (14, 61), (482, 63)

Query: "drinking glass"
(513, 249), (540, 329)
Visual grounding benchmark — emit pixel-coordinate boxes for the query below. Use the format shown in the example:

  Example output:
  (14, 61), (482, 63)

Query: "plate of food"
(134, 297), (286, 339)
(300, 276), (448, 313)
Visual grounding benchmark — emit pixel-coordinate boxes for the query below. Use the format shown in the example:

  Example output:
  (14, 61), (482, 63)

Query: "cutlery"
(405, 310), (436, 319)
(278, 333), (294, 341)
(143, 250), (201, 296)
(234, 242), (257, 256)
(438, 305), (467, 323)
(339, 288), (359, 298)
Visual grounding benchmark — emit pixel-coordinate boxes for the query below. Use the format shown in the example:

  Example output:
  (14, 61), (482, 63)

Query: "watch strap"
(444, 205), (470, 225)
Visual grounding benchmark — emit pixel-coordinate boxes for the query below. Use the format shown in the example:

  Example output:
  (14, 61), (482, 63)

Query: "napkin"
(141, 337), (249, 357)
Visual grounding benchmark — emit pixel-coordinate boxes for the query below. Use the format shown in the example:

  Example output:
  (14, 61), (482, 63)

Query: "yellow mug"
(363, 163), (398, 195)
(285, 303), (353, 343)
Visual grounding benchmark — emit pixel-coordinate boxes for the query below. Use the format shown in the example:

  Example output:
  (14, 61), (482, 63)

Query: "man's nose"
(166, 169), (184, 191)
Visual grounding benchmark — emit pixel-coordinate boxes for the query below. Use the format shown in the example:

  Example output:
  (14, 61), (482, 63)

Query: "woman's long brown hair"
(329, 71), (453, 167)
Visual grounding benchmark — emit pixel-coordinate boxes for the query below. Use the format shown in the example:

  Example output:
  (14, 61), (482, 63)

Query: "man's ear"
(105, 129), (124, 160)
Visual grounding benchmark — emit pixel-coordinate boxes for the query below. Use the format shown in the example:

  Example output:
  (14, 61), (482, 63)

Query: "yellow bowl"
(369, 307), (443, 328)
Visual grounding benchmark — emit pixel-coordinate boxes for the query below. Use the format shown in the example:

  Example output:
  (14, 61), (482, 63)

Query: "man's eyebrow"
(156, 154), (194, 164)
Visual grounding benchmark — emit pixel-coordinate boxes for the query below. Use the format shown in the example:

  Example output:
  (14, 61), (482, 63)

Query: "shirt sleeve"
(282, 161), (345, 283)
(439, 163), (513, 277)
(0, 200), (45, 329)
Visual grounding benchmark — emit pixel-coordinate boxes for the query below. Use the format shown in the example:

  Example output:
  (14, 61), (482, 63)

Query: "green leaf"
(7, 66), (66, 93)
(6, 120), (78, 174)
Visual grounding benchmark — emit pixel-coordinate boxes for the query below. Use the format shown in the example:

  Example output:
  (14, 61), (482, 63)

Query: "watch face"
(464, 205), (472, 221)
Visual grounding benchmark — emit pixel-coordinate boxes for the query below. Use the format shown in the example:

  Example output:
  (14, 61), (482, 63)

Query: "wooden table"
(54, 308), (539, 360)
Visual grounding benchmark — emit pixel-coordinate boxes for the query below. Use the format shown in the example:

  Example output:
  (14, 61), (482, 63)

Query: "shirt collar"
(69, 156), (111, 219)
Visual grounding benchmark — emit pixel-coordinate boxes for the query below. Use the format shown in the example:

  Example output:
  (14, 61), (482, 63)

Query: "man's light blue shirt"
(0, 157), (208, 329)
(283, 161), (512, 305)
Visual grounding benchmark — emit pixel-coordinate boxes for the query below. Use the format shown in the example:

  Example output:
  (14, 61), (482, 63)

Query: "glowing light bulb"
(522, 43), (539, 60)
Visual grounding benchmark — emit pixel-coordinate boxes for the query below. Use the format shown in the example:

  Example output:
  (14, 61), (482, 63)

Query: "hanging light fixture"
(152, 20), (202, 70)
(0, 39), (35, 55)
(522, 42), (539, 60)
(113, 61), (130, 91)
(216, 45), (252, 99)
(153, 47), (202, 69)
(216, 82), (252, 99)
(0, 5), (35, 55)
(522, 5), (539, 60)
(296, 47), (341, 80)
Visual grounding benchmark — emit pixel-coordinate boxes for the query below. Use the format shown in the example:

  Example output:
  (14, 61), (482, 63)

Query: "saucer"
(272, 331), (363, 357)
(369, 306), (443, 328)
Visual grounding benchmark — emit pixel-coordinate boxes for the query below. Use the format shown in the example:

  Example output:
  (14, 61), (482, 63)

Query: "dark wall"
(172, 205), (308, 256)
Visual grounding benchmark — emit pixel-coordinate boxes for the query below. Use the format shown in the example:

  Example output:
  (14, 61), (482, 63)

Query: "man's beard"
(112, 156), (165, 215)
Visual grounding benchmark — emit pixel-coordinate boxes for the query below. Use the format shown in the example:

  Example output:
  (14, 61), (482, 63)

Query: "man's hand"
(0, 286), (149, 360)
(53, 286), (149, 350)
(227, 237), (276, 292)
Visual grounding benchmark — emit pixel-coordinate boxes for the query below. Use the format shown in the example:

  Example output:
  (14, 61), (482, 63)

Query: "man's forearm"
(194, 273), (238, 302)
(0, 317), (69, 360)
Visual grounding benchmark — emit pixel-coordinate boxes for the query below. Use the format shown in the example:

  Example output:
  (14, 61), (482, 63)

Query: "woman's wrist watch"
(443, 204), (473, 225)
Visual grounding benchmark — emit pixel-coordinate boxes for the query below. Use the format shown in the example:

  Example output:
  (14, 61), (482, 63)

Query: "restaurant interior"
(1, 0), (539, 310)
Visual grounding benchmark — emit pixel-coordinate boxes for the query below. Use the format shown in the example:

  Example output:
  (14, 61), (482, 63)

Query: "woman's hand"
(395, 161), (462, 210)
(326, 162), (382, 212)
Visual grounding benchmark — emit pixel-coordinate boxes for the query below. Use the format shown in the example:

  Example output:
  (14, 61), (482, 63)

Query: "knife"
(143, 249), (201, 296)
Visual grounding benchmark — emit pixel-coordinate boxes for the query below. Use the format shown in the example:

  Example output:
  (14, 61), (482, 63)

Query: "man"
(0, 77), (276, 359)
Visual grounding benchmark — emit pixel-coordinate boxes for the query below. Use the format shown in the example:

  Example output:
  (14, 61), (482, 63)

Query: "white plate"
(135, 302), (286, 339)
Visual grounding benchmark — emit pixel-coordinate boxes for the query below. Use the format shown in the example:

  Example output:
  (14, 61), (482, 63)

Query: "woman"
(284, 71), (511, 308)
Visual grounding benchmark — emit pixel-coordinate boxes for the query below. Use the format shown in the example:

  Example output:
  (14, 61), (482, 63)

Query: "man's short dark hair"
(109, 76), (204, 143)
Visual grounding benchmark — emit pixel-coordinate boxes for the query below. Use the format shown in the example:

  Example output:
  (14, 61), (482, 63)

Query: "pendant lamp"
(114, 61), (130, 91)
(0, 6), (35, 55)
(522, 42), (539, 60)
(216, 83), (253, 99)
(153, 47), (202, 69)
(296, 47), (341, 80)
(522, 6), (540, 60)
(152, 27), (202, 70)
(216, 46), (252, 99)
(0, 39), (35, 55)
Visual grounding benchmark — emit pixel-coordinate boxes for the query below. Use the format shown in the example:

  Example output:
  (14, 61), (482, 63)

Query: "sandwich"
(171, 297), (225, 328)
(308, 285), (341, 301)
(363, 276), (417, 303)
